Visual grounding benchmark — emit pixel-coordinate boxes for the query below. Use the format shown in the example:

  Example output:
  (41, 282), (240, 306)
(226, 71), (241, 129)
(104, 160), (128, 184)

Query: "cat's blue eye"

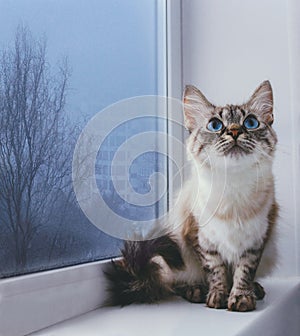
(243, 116), (259, 129)
(207, 118), (223, 132)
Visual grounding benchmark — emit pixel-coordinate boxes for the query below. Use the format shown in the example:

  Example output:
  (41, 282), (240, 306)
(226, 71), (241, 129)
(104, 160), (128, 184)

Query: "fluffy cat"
(104, 80), (278, 312)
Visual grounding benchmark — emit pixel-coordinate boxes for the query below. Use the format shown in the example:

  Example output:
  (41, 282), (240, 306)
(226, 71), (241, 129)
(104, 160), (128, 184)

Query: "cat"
(104, 80), (278, 312)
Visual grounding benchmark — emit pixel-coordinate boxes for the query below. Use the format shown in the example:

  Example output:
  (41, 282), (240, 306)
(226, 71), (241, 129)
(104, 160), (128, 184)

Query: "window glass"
(0, 0), (167, 277)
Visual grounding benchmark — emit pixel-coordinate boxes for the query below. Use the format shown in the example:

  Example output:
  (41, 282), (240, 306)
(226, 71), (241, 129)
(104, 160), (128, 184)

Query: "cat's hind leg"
(253, 281), (265, 300)
(173, 283), (208, 303)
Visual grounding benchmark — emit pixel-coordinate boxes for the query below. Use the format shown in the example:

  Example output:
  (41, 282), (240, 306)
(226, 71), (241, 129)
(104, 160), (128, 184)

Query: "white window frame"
(0, 1), (183, 335)
(287, 0), (300, 275)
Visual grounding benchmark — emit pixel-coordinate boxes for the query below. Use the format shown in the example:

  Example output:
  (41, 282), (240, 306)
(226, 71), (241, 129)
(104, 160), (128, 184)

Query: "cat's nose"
(227, 124), (242, 140)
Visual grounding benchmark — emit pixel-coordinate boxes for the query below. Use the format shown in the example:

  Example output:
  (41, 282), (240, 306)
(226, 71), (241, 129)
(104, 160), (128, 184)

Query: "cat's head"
(183, 80), (277, 167)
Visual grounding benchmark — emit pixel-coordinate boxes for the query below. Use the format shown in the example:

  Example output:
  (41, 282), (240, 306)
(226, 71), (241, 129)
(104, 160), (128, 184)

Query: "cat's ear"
(183, 85), (215, 131)
(245, 80), (274, 125)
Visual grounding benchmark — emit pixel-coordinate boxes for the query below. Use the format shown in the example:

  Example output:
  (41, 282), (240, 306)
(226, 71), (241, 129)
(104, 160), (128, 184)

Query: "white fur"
(166, 151), (276, 283)
(194, 156), (274, 264)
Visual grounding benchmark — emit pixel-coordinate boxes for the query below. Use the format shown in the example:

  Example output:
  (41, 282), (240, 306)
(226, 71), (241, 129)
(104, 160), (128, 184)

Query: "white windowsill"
(29, 277), (300, 336)
(0, 260), (110, 336)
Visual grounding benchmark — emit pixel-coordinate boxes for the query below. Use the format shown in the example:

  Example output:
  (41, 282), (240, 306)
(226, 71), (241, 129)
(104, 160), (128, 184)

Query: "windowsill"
(30, 277), (300, 336)
(0, 260), (109, 336)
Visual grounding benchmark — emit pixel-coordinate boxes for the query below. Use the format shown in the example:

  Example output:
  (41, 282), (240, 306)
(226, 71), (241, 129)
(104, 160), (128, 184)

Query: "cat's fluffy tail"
(104, 235), (185, 306)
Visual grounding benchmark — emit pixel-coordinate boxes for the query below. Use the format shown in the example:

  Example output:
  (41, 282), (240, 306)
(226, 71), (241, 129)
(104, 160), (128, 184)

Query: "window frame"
(0, 1), (183, 335)
(287, 0), (300, 275)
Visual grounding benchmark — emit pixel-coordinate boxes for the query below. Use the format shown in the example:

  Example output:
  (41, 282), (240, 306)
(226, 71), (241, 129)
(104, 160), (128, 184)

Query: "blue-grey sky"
(0, 0), (161, 118)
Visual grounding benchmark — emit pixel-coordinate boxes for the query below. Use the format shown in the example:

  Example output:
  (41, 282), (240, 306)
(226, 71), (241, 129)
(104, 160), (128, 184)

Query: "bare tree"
(0, 26), (74, 271)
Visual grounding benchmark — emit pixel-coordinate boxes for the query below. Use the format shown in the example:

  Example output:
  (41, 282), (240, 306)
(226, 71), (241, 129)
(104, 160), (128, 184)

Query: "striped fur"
(104, 235), (185, 306)
(104, 81), (278, 312)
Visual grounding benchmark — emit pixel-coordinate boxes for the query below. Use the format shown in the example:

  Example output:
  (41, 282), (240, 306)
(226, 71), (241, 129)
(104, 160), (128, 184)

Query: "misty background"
(0, 0), (166, 277)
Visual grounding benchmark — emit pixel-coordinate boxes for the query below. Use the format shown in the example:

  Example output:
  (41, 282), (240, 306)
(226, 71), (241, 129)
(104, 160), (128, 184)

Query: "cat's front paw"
(206, 289), (228, 309)
(228, 293), (256, 312)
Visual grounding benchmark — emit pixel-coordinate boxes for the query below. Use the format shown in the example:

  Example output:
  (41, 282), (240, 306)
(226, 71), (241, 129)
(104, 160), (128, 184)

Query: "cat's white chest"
(193, 163), (273, 264)
(198, 213), (269, 264)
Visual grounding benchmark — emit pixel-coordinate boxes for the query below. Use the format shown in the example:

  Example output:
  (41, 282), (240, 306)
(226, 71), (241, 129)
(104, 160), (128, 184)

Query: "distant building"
(95, 117), (166, 220)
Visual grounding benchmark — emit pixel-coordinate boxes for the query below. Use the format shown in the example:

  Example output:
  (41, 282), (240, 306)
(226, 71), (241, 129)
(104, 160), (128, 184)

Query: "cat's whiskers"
(251, 150), (266, 192)
(253, 144), (273, 160)
(238, 142), (254, 153)
(263, 142), (289, 156)
(214, 139), (232, 153)
(238, 138), (255, 148)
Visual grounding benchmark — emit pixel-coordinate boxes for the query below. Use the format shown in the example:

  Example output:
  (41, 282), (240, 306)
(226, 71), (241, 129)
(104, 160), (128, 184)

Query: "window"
(0, 0), (177, 279)
(0, 1), (183, 334)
